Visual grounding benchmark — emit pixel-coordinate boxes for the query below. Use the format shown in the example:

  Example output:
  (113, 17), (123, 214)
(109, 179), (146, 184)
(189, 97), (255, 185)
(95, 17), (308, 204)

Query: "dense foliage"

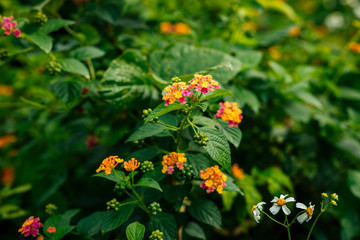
(1, 0), (360, 239)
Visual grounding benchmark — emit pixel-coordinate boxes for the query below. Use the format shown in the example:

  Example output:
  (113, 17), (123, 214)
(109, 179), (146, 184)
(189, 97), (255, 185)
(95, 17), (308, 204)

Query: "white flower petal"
(257, 202), (266, 210)
(271, 197), (278, 203)
(282, 205), (291, 215)
(285, 197), (296, 202)
(306, 215), (312, 222)
(254, 209), (260, 216)
(296, 202), (307, 210)
(280, 194), (287, 199)
(270, 205), (281, 215)
(254, 214), (261, 223)
(297, 212), (308, 224)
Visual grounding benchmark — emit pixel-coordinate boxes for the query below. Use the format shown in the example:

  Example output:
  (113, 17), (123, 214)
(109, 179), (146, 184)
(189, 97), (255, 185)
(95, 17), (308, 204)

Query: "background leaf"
(28, 32), (53, 53)
(59, 58), (90, 79)
(126, 221), (145, 240)
(188, 199), (222, 228)
(148, 213), (177, 240)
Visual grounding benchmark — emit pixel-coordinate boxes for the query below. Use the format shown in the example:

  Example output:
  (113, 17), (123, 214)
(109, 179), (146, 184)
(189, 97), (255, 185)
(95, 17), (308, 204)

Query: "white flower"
(251, 202), (266, 223)
(269, 194), (296, 215)
(296, 202), (315, 224)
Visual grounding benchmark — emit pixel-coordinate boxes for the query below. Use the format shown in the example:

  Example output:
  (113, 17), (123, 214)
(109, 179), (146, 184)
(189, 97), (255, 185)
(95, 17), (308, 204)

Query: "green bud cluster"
(149, 229), (164, 240)
(140, 160), (154, 173)
(34, 11), (48, 25)
(178, 162), (194, 181)
(106, 198), (120, 211)
(46, 61), (62, 75)
(170, 76), (181, 84)
(194, 132), (209, 146)
(148, 202), (162, 216)
(0, 49), (9, 61)
(141, 108), (158, 123)
(133, 139), (144, 146)
(45, 203), (58, 215)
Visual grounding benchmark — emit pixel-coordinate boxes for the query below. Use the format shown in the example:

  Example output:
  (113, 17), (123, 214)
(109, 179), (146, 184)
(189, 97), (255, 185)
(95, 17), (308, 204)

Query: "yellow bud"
(331, 193), (338, 201)
(331, 200), (337, 206)
(321, 193), (328, 198)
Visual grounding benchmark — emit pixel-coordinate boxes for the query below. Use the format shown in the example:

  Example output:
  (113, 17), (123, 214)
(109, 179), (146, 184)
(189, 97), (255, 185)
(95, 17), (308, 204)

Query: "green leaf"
(242, 88), (260, 114)
(150, 44), (242, 84)
(134, 177), (163, 192)
(218, 121), (242, 148)
(102, 205), (135, 233)
(59, 58), (90, 79)
(49, 80), (81, 106)
(200, 127), (231, 172)
(234, 49), (263, 69)
(188, 199), (222, 228)
(148, 213), (177, 240)
(197, 102), (209, 112)
(340, 87), (360, 101)
(28, 32), (53, 53)
(296, 91), (322, 108)
(126, 123), (167, 142)
(192, 116), (219, 128)
(58, 209), (81, 226)
(77, 211), (107, 237)
(199, 89), (233, 102)
(0, 184), (31, 198)
(187, 153), (214, 178)
(92, 170), (126, 184)
(222, 191), (238, 212)
(224, 174), (243, 194)
(126, 222), (145, 240)
(70, 46), (105, 60)
(236, 174), (262, 213)
(336, 137), (360, 159)
(144, 103), (185, 123)
(40, 19), (74, 34)
(347, 170), (360, 200)
(269, 61), (292, 83)
(98, 55), (158, 105)
(184, 222), (206, 240)
(257, 0), (301, 22)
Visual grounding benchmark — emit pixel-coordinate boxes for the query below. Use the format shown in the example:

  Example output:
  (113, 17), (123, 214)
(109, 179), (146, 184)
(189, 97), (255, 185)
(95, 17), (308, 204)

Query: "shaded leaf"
(59, 58), (90, 79)
(184, 222), (206, 240)
(134, 177), (163, 192)
(126, 123), (167, 142)
(40, 19), (74, 34)
(126, 222), (145, 240)
(144, 103), (185, 123)
(148, 213), (177, 240)
(28, 32), (52, 53)
(102, 205), (135, 233)
(188, 199), (222, 228)
(70, 46), (105, 60)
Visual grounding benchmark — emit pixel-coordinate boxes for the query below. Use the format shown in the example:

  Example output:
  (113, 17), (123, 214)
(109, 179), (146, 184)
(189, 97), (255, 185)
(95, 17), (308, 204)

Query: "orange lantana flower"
(96, 156), (124, 175)
(231, 164), (245, 180)
(46, 226), (56, 234)
(200, 165), (227, 194)
(124, 158), (140, 172)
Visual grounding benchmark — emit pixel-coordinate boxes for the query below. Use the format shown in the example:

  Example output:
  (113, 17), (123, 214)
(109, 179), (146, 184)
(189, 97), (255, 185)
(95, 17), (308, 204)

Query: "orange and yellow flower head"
(124, 158), (140, 171)
(200, 165), (227, 194)
(161, 152), (187, 174)
(96, 156), (124, 175)
(0, 135), (16, 148)
(189, 74), (220, 94)
(214, 101), (243, 127)
(231, 164), (245, 180)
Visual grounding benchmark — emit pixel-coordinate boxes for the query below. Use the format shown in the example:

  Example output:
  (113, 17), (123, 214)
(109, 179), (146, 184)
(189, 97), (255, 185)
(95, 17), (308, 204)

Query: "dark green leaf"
(199, 89), (233, 102)
(187, 153), (214, 178)
(28, 32), (52, 53)
(40, 19), (74, 34)
(49, 80), (81, 106)
(126, 222), (145, 240)
(102, 205), (135, 233)
(188, 199), (222, 228)
(70, 46), (105, 60)
(347, 170), (360, 199)
(197, 102), (209, 112)
(126, 123), (167, 142)
(192, 116), (219, 128)
(59, 58), (90, 79)
(77, 211), (107, 237)
(184, 222), (206, 240)
(92, 170), (126, 184)
(218, 121), (242, 148)
(134, 177), (162, 192)
(144, 103), (186, 123)
(148, 213), (177, 240)
(200, 127), (231, 172)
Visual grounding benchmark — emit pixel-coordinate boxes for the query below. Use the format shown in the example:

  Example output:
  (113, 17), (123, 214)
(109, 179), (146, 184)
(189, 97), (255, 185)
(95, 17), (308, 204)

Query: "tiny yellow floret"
(276, 198), (286, 206)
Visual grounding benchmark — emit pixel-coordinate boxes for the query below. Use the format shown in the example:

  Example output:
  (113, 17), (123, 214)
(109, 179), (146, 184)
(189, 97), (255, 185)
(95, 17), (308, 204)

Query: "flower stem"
(289, 210), (306, 226)
(175, 110), (191, 151)
(285, 215), (291, 240)
(86, 59), (96, 80)
(307, 210), (323, 240)
(261, 211), (288, 228)
(156, 121), (179, 131)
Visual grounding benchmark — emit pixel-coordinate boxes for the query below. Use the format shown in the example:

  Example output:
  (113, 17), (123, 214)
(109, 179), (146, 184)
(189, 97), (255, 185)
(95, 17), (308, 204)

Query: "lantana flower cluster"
(96, 156), (124, 175)
(162, 74), (220, 106)
(200, 165), (227, 194)
(0, 16), (21, 37)
(160, 22), (191, 35)
(214, 101), (243, 127)
(124, 158), (140, 172)
(18, 216), (42, 237)
(161, 152), (187, 174)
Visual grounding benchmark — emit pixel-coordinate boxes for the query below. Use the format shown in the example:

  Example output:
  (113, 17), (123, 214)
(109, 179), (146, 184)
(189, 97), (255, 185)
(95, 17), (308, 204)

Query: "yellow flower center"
(306, 207), (313, 216)
(251, 205), (256, 213)
(276, 198), (286, 206)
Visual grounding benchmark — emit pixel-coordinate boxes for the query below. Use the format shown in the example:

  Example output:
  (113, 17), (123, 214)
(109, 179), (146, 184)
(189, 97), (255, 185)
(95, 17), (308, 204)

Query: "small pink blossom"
(167, 166), (174, 174)
(1, 16), (21, 38)
(176, 162), (184, 170)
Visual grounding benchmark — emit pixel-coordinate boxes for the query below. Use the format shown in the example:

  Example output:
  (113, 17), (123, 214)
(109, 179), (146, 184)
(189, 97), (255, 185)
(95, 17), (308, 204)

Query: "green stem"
(156, 121), (179, 131)
(118, 200), (139, 207)
(261, 211), (288, 228)
(285, 215), (291, 240)
(307, 210), (323, 240)
(86, 59), (96, 80)
(129, 186), (151, 215)
(175, 108), (193, 151)
(289, 210), (306, 226)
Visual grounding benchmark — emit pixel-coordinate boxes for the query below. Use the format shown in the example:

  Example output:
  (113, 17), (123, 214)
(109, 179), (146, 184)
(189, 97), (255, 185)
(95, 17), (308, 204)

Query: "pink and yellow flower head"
(124, 158), (140, 171)
(189, 74), (220, 94)
(214, 101), (243, 127)
(161, 152), (187, 174)
(163, 82), (192, 106)
(96, 156), (124, 175)
(0, 16), (21, 37)
(18, 216), (42, 237)
(200, 165), (227, 194)
(46, 226), (56, 234)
